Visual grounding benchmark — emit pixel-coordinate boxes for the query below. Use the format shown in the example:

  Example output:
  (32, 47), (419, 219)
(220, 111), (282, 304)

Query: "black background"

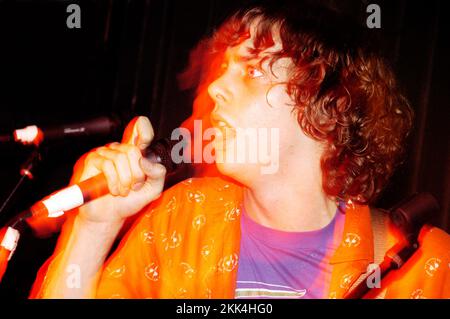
(0, 0), (449, 298)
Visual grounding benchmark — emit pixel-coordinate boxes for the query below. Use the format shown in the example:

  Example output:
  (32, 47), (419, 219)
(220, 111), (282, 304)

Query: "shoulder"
(158, 176), (243, 210)
(370, 206), (450, 255)
(369, 206), (450, 265)
(171, 176), (243, 196)
(135, 176), (243, 230)
(419, 226), (450, 260)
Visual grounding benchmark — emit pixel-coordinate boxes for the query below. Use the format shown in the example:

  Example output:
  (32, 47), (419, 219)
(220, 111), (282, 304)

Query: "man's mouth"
(210, 113), (233, 130)
(210, 113), (236, 142)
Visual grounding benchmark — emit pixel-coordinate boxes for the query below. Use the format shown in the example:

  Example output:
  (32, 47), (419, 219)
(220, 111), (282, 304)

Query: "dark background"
(0, 0), (448, 298)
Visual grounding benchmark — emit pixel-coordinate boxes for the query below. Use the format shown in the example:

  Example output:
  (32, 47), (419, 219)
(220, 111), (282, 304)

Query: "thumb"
(122, 116), (154, 151)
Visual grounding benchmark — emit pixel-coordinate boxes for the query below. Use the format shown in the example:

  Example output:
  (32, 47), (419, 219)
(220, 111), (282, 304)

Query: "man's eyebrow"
(224, 53), (255, 64)
(234, 54), (256, 62)
(235, 51), (275, 65)
(224, 48), (258, 64)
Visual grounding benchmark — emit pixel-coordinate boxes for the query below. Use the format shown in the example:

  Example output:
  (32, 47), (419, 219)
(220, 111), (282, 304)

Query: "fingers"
(85, 143), (146, 196)
(122, 116), (154, 151)
(108, 143), (146, 190)
(86, 153), (120, 196)
(77, 116), (158, 198)
(96, 147), (132, 196)
(140, 158), (166, 180)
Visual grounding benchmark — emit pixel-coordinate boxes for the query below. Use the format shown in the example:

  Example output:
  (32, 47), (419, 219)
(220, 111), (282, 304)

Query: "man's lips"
(210, 113), (234, 130)
(209, 113), (237, 145)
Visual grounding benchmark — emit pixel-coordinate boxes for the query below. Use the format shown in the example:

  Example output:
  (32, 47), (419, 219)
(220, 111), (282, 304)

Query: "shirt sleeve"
(382, 226), (450, 299)
(96, 204), (161, 299)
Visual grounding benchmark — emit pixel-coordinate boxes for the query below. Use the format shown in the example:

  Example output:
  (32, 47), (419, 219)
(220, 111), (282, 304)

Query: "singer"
(30, 2), (449, 299)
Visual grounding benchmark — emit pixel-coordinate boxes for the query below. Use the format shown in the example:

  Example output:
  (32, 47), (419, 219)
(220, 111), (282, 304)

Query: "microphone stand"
(0, 209), (30, 282)
(0, 148), (41, 221)
(0, 113), (130, 282)
(0, 137), (187, 283)
(0, 149), (42, 283)
(344, 239), (419, 299)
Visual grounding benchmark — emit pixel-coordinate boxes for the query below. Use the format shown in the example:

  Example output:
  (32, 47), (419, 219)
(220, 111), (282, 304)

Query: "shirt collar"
(329, 200), (374, 265)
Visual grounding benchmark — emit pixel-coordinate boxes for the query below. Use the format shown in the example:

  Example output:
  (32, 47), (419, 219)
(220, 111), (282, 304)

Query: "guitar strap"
(347, 207), (389, 298)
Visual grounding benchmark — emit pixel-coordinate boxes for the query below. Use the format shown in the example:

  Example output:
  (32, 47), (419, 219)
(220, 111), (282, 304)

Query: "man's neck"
(242, 161), (337, 233)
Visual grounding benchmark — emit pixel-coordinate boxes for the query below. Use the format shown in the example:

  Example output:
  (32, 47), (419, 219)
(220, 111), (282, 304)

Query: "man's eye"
(247, 66), (264, 78)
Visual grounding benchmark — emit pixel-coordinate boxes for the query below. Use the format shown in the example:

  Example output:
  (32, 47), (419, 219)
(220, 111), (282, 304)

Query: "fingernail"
(121, 188), (130, 197)
(132, 182), (144, 191)
(140, 157), (153, 171)
(111, 187), (119, 196)
(154, 164), (166, 176)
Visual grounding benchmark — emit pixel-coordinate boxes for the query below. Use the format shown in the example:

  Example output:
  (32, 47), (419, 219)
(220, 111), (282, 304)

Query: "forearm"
(38, 216), (123, 299)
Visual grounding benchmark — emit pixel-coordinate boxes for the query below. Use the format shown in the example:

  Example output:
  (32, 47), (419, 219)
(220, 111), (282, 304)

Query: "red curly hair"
(181, 1), (414, 204)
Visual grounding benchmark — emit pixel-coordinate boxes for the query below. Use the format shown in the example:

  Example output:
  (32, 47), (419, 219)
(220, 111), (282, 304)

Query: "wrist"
(74, 215), (124, 238)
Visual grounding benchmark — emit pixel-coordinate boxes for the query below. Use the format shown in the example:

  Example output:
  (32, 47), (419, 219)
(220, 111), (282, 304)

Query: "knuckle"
(107, 142), (120, 148)
(116, 152), (128, 165)
(118, 165), (132, 184)
(85, 151), (98, 163)
(92, 147), (109, 160)
(128, 144), (141, 156)
(95, 146), (109, 154)
(130, 147), (143, 163)
(102, 159), (115, 172)
(134, 170), (145, 182)
(122, 172), (132, 184)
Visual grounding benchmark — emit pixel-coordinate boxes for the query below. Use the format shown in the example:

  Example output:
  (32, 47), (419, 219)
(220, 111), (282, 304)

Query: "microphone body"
(27, 138), (181, 220)
(39, 116), (118, 140)
(1, 116), (121, 145)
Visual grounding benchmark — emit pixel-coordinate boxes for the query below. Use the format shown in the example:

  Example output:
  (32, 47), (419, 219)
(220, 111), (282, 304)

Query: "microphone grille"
(144, 138), (181, 174)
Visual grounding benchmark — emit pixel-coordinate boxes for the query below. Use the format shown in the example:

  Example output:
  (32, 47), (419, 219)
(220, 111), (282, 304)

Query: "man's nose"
(208, 76), (231, 104)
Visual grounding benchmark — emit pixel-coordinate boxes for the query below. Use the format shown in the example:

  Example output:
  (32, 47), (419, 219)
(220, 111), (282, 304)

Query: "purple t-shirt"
(235, 204), (345, 299)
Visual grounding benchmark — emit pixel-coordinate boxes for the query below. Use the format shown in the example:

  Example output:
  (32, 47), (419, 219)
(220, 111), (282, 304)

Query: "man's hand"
(71, 116), (166, 225)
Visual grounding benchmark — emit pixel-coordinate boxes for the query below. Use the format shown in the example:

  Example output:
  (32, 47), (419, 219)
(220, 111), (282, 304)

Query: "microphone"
(0, 133), (184, 282)
(0, 115), (122, 146)
(389, 192), (439, 243)
(23, 138), (182, 220)
(344, 192), (440, 299)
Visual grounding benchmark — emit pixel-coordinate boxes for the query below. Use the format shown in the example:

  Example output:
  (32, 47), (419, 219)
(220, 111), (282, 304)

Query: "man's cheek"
(266, 84), (294, 109)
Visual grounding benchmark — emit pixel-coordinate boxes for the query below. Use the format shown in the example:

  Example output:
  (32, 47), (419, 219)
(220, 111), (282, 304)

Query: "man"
(31, 2), (449, 299)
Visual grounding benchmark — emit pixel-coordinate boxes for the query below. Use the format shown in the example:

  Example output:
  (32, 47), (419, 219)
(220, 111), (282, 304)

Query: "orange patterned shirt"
(33, 176), (450, 298)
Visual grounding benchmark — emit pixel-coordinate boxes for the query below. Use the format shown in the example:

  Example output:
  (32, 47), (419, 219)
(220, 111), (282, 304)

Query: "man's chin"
(214, 161), (258, 185)
(215, 161), (235, 176)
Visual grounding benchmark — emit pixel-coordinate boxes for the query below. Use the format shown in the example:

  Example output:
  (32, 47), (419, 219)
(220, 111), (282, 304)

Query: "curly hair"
(183, 1), (414, 204)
